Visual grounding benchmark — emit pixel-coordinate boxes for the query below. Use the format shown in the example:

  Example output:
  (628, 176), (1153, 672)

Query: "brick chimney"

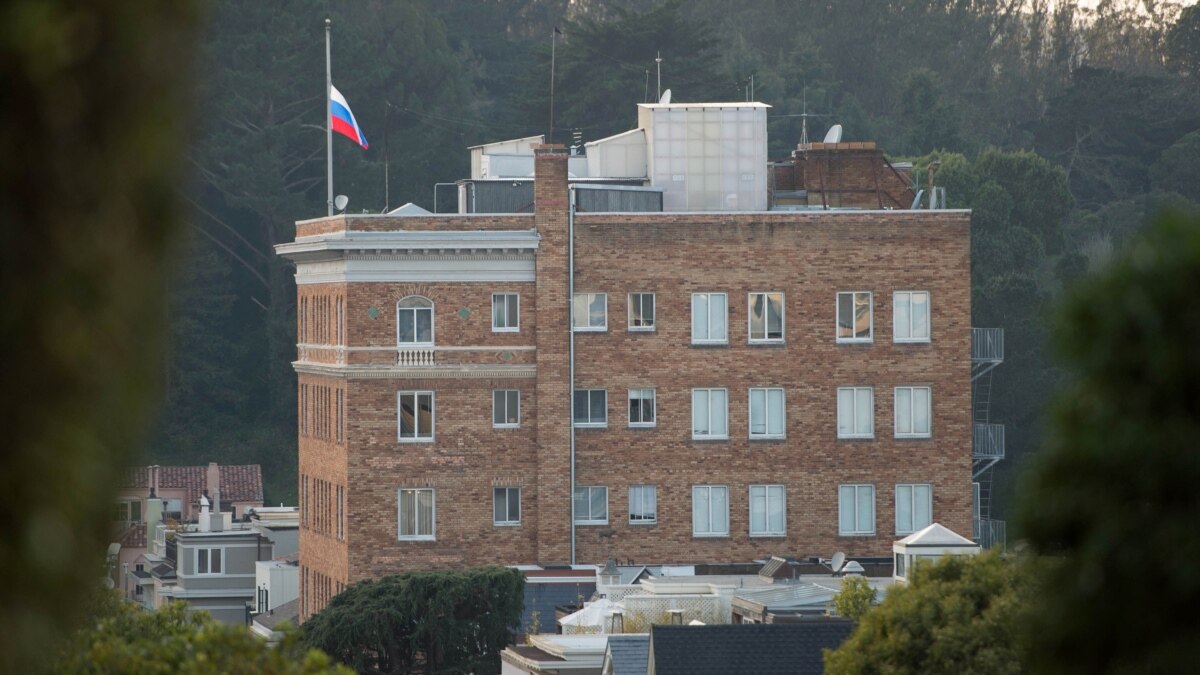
(532, 144), (572, 563)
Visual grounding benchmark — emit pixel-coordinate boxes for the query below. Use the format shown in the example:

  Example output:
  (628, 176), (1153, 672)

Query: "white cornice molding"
(276, 229), (540, 262)
(293, 362), (536, 379)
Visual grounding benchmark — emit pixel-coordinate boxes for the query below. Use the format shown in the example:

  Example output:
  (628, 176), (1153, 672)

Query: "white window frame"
(836, 291), (873, 343)
(396, 296), (434, 347)
(573, 389), (608, 428)
(628, 485), (658, 525)
(839, 484), (876, 536)
(748, 388), (786, 439)
(895, 484), (933, 535)
(837, 387), (874, 439)
(893, 291), (931, 343)
(194, 547), (223, 576)
(692, 388), (729, 440)
(628, 292), (656, 331)
(748, 292), (785, 343)
(574, 486), (609, 525)
(894, 386), (932, 439)
(692, 485), (730, 537)
(493, 389), (520, 429)
(628, 388), (656, 428)
(493, 487), (521, 526)
(397, 487), (435, 541)
(397, 391), (435, 442)
(749, 484), (786, 537)
(491, 293), (520, 332)
(691, 292), (728, 345)
(573, 292), (608, 332)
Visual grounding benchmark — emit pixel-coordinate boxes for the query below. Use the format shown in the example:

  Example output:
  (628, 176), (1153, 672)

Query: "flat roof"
(637, 102), (772, 109)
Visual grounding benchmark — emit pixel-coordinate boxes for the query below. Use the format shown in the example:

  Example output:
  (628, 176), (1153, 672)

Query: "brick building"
(278, 103), (985, 621)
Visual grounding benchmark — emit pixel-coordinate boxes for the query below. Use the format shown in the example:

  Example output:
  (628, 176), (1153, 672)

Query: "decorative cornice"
(293, 362), (536, 379)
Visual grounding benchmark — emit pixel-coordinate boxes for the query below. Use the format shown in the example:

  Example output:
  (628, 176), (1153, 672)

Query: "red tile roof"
(123, 464), (264, 506)
(118, 524), (147, 549)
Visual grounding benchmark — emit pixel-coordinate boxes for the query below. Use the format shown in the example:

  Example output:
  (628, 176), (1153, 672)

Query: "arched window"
(397, 296), (433, 346)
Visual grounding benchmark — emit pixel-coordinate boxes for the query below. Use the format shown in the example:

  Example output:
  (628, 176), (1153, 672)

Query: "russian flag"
(330, 84), (368, 150)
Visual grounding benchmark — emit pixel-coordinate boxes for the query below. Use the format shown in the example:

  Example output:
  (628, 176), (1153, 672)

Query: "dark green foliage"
(894, 68), (965, 156)
(54, 591), (350, 674)
(301, 566), (525, 674)
(1164, 4), (1200, 76)
(1151, 130), (1200, 202)
(832, 575), (876, 621)
(824, 552), (1031, 674)
(0, 1), (199, 671)
(1018, 211), (1200, 674)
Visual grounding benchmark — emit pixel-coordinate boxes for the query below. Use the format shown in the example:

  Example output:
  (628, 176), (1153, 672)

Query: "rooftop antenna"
(549, 26), (561, 144)
(655, 51), (662, 100)
(792, 85), (831, 151)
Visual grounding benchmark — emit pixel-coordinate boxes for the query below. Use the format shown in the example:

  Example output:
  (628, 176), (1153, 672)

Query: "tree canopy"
(301, 566), (525, 674)
(1018, 211), (1200, 674)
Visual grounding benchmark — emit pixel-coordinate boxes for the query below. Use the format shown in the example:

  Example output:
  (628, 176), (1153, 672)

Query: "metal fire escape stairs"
(971, 328), (1005, 549)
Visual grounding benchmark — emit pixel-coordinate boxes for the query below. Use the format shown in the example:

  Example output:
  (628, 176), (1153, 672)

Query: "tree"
(832, 575), (876, 621)
(1151, 130), (1200, 202)
(894, 68), (965, 156)
(1017, 211), (1200, 674)
(1164, 4), (1200, 77)
(54, 592), (350, 674)
(301, 566), (525, 674)
(0, 1), (200, 671)
(824, 552), (1030, 675)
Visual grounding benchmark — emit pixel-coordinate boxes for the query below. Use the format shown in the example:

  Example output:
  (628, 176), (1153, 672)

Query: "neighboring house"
(602, 635), (650, 675)
(255, 551), (300, 614)
(278, 99), (1004, 621)
(112, 462), (264, 589)
(646, 622), (854, 675)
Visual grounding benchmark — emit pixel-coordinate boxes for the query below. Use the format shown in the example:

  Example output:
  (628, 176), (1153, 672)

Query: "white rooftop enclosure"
(637, 102), (770, 211)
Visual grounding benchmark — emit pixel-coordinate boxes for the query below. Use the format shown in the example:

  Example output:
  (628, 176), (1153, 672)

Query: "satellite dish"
(659, 88), (672, 105)
(830, 551), (846, 574)
(334, 194), (349, 212)
(823, 124), (843, 143)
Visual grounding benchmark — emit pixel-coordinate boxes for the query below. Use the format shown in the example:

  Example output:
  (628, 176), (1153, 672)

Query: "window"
(629, 485), (657, 524)
(163, 499), (182, 522)
(573, 486), (608, 525)
(894, 386), (932, 438)
(691, 292), (728, 344)
(893, 291), (930, 342)
(195, 547), (222, 575)
(895, 484), (932, 535)
(573, 389), (608, 427)
(398, 488), (435, 540)
(493, 390), (520, 428)
(397, 391), (434, 442)
(692, 388), (728, 439)
(749, 485), (786, 536)
(839, 484), (875, 535)
(692, 485), (729, 537)
(837, 387), (874, 438)
(628, 389), (656, 427)
(112, 500), (142, 524)
(836, 291), (873, 342)
(749, 388), (785, 438)
(397, 296), (433, 346)
(628, 292), (655, 331)
(573, 292), (607, 331)
(748, 292), (784, 342)
(493, 487), (521, 526)
(492, 293), (519, 332)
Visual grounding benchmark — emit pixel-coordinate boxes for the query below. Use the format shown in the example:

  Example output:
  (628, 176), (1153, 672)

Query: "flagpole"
(549, 27), (557, 144)
(325, 17), (333, 217)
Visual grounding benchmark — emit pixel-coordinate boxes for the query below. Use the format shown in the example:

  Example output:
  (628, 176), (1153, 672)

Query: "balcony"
(973, 422), (1005, 469)
(971, 328), (1004, 380)
(973, 518), (1006, 551)
(397, 347), (435, 367)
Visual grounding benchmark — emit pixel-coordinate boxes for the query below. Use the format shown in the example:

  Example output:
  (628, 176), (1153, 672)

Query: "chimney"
(199, 491), (211, 533)
(533, 144), (569, 221)
(668, 609), (685, 625)
(206, 462), (220, 498)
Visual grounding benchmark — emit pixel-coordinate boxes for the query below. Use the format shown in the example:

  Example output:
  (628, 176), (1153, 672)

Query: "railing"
(397, 347), (435, 367)
(973, 423), (1005, 460)
(973, 518), (1006, 551)
(971, 328), (1004, 363)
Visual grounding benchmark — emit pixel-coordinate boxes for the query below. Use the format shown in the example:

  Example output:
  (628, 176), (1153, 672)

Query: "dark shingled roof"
(255, 598), (299, 630)
(606, 635), (650, 675)
(123, 464), (264, 505)
(647, 621), (855, 675)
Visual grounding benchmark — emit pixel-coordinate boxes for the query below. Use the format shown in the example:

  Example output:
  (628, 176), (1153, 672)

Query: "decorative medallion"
(458, 307), (471, 320)
(367, 306), (380, 320)
(500, 351), (514, 362)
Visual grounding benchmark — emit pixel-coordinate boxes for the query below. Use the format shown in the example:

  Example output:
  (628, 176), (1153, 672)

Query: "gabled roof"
(896, 523), (977, 547)
(123, 465), (264, 506)
(605, 635), (650, 675)
(647, 622), (854, 675)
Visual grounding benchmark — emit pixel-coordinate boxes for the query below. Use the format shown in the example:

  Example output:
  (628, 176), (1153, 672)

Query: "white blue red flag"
(330, 85), (368, 150)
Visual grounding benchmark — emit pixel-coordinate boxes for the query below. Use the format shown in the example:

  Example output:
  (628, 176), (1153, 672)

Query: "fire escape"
(971, 328), (1006, 550)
